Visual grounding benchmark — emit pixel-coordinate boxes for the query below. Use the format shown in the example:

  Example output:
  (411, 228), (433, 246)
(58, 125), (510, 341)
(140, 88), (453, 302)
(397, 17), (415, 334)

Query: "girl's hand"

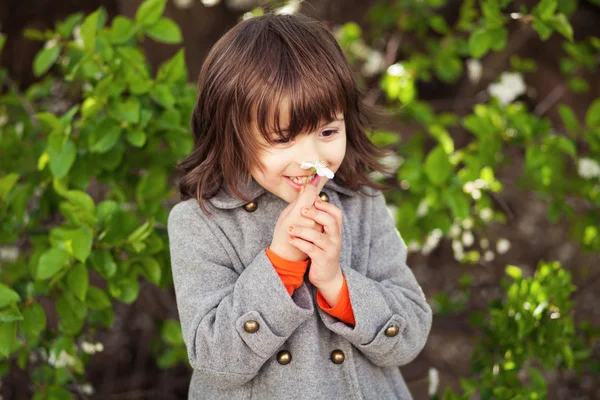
(287, 198), (343, 288)
(269, 184), (324, 262)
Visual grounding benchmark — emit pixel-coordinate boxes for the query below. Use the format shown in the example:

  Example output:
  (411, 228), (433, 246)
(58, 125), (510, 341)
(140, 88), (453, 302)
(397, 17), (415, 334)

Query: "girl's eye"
(320, 129), (338, 138)
(273, 137), (291, 144)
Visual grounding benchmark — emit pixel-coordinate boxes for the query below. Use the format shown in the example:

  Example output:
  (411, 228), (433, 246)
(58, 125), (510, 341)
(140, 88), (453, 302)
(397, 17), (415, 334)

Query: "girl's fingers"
(313, 200), (343, 233)
(288, 226), (330, 252)
(288, 234), (325, 256)
(300, 206), (338, 236)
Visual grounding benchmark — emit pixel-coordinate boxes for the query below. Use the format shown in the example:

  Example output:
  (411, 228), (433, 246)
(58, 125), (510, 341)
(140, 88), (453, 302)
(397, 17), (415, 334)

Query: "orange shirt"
(265, 247), (356, 326)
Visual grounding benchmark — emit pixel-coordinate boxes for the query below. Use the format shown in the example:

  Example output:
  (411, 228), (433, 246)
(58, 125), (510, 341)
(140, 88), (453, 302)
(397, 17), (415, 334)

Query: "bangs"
(236, 16), (357, 146)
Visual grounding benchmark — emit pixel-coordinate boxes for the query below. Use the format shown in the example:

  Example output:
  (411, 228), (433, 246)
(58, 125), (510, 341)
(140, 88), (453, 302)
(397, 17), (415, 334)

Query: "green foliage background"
(0, 0), (598, 398)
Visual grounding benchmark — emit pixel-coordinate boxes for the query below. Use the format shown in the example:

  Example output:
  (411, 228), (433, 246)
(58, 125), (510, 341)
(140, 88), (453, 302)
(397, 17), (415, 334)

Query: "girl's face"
(250, 102), (347, 204)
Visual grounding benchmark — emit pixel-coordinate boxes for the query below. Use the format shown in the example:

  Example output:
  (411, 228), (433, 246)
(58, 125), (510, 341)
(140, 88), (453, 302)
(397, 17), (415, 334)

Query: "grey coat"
(167, 177), (432, 400)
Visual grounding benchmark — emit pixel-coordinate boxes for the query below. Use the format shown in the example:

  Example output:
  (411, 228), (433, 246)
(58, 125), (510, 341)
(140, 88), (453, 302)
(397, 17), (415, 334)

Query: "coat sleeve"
(315, 191), (432, 367)
(167, 201), (314, 388)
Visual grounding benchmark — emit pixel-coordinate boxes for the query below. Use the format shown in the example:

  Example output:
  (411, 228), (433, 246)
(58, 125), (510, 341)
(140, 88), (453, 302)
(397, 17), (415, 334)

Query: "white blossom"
(73, 26), (84, 47)
(480, 238), (489, 249)
(496, 238), (511, 254)
(462, 218), (474, 230)
(471, 189), (482, 200)
(462, 231), (474, 247)
(0, 115), (7, 127)
(48, 350), (76, 368)
(407, 241), (421, 253)
(463, 181), (475, 193)
(275, 0), (301, 15)
(487, 72), (526, 105)
(0, 246), (19, 262)
(452, 239), (463, 254)
(466, 59), (482, 83)
(95, 342), (104, 352)
(201, 0), (220, 6)
(81, 342), (97, 354)
(44, 38), (59, 49)
(577, 158), (600, 179)
(79, 384), (94, 395)
(416, 199), (429, 217)
(484, 250), (495, 262)
(362, 50), (385, 77)
(379, 153), (403, 174)
(174, 0), (195, 8)
(387, 63), (406, 77)
(428, 367), (440, 396)
(449, 224), (462, 238)
(300, 160), (335, 179)
(480, 208), (493, 221)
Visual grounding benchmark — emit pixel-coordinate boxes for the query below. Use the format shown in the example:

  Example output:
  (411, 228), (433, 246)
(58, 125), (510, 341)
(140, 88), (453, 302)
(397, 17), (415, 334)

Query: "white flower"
(48, 350), (76, 368)
(496, 238), (511, 254)
(175, 0), (195, 8)
(449, 224), (462, 238)
(462, 218), (474, 230)
(480, 208), (493, 221)
(462, 231), (474, 247)
(416, 199), (429, 217)
(275, 0), (301, 15)
(95, 342), (104, 352)
(471, 188), (482, 200)
(452, 239), (463, 254)
(44, 38), (59, 49)
(387, 63), (406, 77)
(73, 26), (84, 47)
(79, 384), (94, 395)
(362, 50), (385, 77)
(428, 367), (440, 396)
(201, 0), (220, 6)
(81, 342), (97, 354)
(300, 160), (335, 179)
(484, 250), (495, 262)
(577, 158), (600, 179)
(463, 181), (475, 193)
(0, 115), (7, 127)
(407, 241), (421, 253)
(0, 246), (19, 262)
(466, 59), (482, 83)
(480, 238), (489, 249)
(487, 72), (527, 105)
(379, 153), (403, 174)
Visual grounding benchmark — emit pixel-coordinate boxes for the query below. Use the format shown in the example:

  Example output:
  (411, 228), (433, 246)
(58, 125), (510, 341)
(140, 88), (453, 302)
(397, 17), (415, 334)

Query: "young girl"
(168, 12), (432, 400)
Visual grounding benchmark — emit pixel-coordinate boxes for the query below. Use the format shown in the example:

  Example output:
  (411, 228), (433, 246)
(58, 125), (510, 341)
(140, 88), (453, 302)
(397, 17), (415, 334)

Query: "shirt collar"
(208, 176), (357, 210)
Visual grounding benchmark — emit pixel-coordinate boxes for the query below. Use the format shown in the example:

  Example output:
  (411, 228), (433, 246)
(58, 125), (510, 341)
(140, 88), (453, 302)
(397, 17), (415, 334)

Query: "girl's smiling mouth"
(284, 175), (320, 189)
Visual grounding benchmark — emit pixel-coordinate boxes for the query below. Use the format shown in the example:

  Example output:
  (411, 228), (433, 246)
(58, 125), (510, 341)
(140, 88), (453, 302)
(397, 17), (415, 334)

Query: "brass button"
(243, 320), (259, 333)
(277, 350), (292, 365)
(318, 192), (329, 202)
(385, 325), (399, 337)
(330, 349), (345, 364)
(243, 201), (258, 212)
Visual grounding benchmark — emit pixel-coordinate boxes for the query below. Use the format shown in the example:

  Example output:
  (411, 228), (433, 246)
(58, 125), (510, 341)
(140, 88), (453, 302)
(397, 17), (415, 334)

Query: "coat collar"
(208, 176), (357, 210)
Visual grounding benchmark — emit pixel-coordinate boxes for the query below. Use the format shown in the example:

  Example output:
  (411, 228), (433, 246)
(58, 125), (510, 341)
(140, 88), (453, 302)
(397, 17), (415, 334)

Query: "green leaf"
(48, 140), (77, 179)
(468, 28), (492, 58)
(532, 19), (553, 40)
(109, 16), (138, 44)
(36, 248), (71, 280)
(505, 265), (523, 280)
(20, 303), (46, 339)
(136, 0), (167, 26)
(0, 307), (23, 322)
(0, 173), (20, 201)
(138, 257), (161, 285)
(429, 15), (449, 34)
(156, 49), (187, 83)
(112, 98), (141, 123)
(80, 9), (101, 51)
(535, 0), (558, 19)
(0, 321), (17, 357)
(33, 45), (61, 77)
(424, 146), (453, 185)
(89, 250), (117, 278)
(0, 283), (21, 308)
(162, 320), (184, 345)
(56, 12), (84, 39)
(150, 84), (176, 108)
(126, 130), (147, 147)
(36, 112), (62, 132)
(585, 99), (600, 128)
(89, 120), (122, 153)
(86, 286), (111, 309)
(145, 18), (182, 44)
(558, 104), (579, 133)
(108, 279), (139, 304)
(548, 14), (573, 41)
(67, 263), (89, 301)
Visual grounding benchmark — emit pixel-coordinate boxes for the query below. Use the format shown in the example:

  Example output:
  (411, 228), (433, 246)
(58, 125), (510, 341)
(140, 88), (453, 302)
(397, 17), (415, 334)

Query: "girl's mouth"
(284, 174), (320, 190)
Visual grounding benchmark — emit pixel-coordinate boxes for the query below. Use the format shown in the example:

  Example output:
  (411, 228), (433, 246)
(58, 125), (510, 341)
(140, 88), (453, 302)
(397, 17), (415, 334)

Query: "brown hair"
(177, 13), (395, 215)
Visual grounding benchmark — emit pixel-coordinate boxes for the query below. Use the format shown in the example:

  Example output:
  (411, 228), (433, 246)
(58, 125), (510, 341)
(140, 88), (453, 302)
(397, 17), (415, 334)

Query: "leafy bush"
(0, 0), (598, 398)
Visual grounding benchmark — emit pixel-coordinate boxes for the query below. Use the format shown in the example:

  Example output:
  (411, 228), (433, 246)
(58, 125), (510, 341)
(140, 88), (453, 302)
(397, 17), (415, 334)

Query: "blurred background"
(0, 0), (599, 399)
